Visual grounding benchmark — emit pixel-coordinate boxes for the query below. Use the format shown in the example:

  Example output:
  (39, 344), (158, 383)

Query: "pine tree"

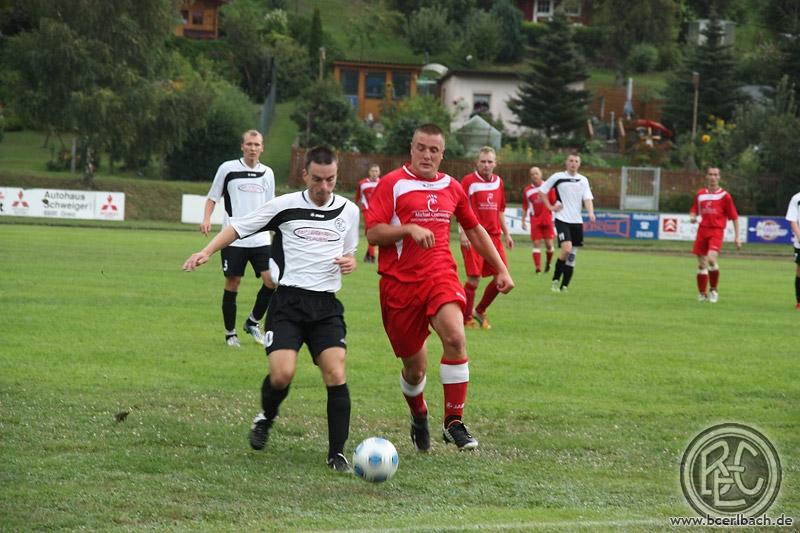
(507, 13), (589, 139)
(662, 16), (741, 137)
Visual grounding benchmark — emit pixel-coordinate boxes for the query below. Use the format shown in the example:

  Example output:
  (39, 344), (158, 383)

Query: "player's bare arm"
(458, 225), (470, 248)
(183, 225), (240, 271)
(499, 212), (513, 249)
(334, 254), (357, 275)
(539, 190), (561, 212)
(464, 225), (515, 293)
(367, 223), (435, 249)
(734, 219), (742, 249)
(585, 199), (596, 222)
(200, 199), (216, 236)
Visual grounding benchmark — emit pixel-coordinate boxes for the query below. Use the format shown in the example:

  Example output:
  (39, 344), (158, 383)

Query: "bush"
(406, 6), (452, 55)
(379, 95), (456, 155)
(660, 192), (693, 212)
(627, 43), (659, 73)
(520, 20), (549, 47)
(165, 82), (254, 181)
(455, 10), (502, 63)
(291, 80), (376, 152)
(572, 25), (603, 62)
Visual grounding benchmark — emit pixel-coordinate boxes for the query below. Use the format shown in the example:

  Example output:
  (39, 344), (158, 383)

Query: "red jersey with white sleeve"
(365, 164), (480, 283)
(522, 183), (556, 224)
(355, 178), (379, 211)
(690, 187), (738, 229)
(460, 171), (506, 235)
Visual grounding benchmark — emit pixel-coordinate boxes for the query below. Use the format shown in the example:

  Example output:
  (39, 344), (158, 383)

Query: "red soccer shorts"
(530, 221), (555, 241)
(379, 274), (466, 358)
(460, 234), (507, 278)
(692, 226), (725, 256)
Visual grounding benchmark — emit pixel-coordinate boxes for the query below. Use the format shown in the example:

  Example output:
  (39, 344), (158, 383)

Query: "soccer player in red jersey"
(521, 166), (557, 274)
(365, 124), (514, 451)
(690, 166), (741, 303)
(355, 163), (381, 263)
(459, 147), (513, 329)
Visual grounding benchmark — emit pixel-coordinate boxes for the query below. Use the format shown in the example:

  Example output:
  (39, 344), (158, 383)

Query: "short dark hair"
(305, 145), (337, 170)
(413, 123), (445, 138)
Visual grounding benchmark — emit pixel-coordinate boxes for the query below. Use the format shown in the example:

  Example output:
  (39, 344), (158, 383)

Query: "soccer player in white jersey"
(184, 146), (360, 473)
(785, 191), (800, 310)
(539, 153), (595, 292)
(689, 167), (740, 303)
(202, 130), (276, 347)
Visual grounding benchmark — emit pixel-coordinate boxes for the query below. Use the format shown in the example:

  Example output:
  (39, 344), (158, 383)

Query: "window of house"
(341, 70), (358, 96)
(365, 72), (386, 99)
(392, 73), (411, 99)
(472, 93), (491, 115)
(536, 0), (553, 16)
(192, 11), (204, 25)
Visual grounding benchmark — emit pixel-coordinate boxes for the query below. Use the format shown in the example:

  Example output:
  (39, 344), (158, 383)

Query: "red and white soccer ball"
(352, 437), (399, 483)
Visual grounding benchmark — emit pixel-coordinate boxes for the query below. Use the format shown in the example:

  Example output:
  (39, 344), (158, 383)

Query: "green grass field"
(1, 223), (798, 531)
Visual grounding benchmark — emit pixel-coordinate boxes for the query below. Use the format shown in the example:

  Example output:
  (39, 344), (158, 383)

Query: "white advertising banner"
(181, 194), (225, 225)
(0, 187), (124, 220)
(658, 213), (747, 242)
(504, 207), (528, 235)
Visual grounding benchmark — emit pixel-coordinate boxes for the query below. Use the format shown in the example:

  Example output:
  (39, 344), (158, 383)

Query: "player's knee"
(225, 277), (241, 291)
(566, 250), (577, 267)
(269, 368), (295, 389)
(403, 366), (427, 385)
(440, 329), (466, 353)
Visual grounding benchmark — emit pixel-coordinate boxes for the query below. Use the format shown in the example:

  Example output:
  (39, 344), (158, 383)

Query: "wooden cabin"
(333, 60), (422, 122)
(175, 0), (227, 40)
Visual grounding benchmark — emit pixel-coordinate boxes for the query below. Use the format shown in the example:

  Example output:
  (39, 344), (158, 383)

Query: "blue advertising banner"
(584, 212), (631, 239)
(747, 216), (793, 244)
(630, 212), (659, 240)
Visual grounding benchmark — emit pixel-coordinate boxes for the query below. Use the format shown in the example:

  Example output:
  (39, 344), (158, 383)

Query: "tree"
(661, 16), (742, 138)
(291, 80), (375, 152)
(490, 0), (525, 62)
(219, 0), (276, 101)
(165, 78), (255, 181)
(508, 13), (589, 140)
(1, 0), (194, 180)
(456, 9), (502, 64)
(593, 0), (676, 69)
(347, 2), (404, 61)
(406, 6), (452, 55)
(379, 95), (461, 155)
(723, 77), (800, 213)
(762, 0), (800, 35)
(308, 7), (323, 76)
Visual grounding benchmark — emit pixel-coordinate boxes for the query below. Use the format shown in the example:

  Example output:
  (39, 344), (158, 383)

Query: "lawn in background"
(1, 224), (797, 531)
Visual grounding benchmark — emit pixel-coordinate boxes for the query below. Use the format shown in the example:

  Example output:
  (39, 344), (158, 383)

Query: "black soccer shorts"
(555, 219), (585, 247)
(263, 286), (347, 360)
(220, 245), (271, 278)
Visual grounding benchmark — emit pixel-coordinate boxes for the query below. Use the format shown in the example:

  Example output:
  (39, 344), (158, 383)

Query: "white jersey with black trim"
(207, 159), (275, 248)
(786, 192), (800, 248)
(540, 171), (593, 224)
(230, 191), (360, 293)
